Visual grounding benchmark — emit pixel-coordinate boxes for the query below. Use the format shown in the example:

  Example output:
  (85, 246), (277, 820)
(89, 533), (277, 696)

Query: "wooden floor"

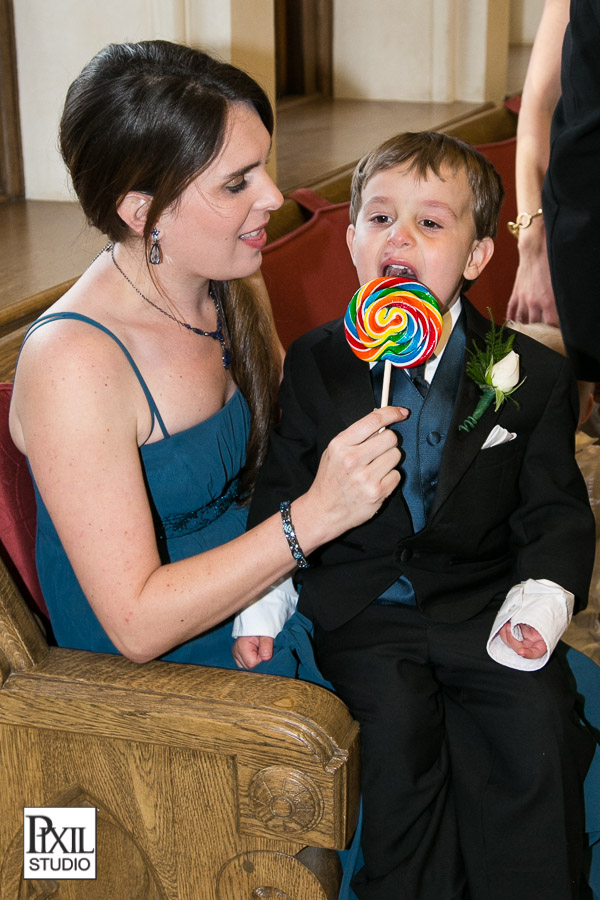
(0, 201), (104, 324)
(276, 97), (486, 192)
(275, 43), (530, 192)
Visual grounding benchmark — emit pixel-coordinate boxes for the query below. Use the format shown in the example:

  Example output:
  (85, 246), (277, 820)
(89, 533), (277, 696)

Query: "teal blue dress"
(23, 313), (323, 678)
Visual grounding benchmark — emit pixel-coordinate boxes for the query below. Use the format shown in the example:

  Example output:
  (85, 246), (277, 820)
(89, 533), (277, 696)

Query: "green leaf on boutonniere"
(459, 313), (525, 433)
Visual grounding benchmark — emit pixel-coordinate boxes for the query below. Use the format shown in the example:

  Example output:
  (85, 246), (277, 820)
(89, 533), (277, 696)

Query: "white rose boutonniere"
(489, 349), (520, 394)
(459, 317), (525, 433)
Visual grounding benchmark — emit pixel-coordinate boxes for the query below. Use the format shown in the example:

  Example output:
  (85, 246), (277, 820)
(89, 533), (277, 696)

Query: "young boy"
(243, 132), (596, 900)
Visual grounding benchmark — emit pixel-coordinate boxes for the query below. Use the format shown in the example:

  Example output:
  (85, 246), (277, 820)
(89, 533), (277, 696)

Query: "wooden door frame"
(0, 0), (24, 201)
(314, 0), (333, 97)
(275, 0), (333, 102)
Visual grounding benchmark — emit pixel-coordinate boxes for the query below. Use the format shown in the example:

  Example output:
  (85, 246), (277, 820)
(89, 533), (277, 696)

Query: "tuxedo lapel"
(429, 302), (504, 519)
(312, 321), (376, 428)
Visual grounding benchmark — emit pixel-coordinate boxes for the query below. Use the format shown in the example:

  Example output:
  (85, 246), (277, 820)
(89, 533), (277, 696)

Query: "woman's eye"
(226, 176), (247, 193)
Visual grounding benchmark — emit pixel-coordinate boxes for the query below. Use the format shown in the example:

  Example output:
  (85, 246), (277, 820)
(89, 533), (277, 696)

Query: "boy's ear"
(116, 191), (152, 236)
(463, 236), (494, 281)
(346, 224), (357, 265)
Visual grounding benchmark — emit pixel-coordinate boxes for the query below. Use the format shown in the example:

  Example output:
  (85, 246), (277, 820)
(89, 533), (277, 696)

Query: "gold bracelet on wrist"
(507, 208), (543, 238)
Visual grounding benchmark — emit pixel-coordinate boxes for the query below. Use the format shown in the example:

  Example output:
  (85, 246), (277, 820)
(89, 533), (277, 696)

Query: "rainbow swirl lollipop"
(344, 276), (442, 368)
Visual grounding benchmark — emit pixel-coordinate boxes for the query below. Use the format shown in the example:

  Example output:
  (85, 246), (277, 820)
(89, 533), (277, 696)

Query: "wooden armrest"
(0, 648), (359, 848)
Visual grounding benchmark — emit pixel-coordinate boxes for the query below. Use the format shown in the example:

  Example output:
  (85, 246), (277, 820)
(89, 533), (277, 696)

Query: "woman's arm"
(506, 0), (569, 325)
(11, 324), (403, 663)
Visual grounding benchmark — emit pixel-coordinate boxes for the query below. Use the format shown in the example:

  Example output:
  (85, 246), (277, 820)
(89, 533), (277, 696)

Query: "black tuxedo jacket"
(249, 300), (595, 631)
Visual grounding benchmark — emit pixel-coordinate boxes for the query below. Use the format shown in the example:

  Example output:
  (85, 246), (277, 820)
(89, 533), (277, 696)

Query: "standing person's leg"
(433, 608), (594, 900)
(314, 605), (468, 900)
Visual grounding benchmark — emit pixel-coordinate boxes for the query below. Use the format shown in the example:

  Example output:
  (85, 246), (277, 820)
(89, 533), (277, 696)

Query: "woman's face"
(158, 102), (283, 283)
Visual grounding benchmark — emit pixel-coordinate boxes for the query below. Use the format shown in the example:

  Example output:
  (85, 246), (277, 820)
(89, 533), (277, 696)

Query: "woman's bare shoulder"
(11, 300), (149, 454)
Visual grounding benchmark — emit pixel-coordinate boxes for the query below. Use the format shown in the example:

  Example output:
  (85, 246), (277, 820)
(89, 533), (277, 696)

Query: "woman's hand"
(292, 405), (406, 550)
(507, 232), (558, 325)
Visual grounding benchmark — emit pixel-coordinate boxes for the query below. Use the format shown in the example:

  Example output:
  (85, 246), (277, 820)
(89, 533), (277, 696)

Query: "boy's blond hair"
(349, 131), (504, 240)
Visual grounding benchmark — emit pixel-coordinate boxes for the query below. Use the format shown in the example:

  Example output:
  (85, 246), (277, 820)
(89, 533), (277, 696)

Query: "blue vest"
(372, 311), (466, 604)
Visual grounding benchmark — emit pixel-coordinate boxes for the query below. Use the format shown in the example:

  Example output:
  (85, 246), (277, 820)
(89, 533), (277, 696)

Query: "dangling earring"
(148, 227), (162, 265)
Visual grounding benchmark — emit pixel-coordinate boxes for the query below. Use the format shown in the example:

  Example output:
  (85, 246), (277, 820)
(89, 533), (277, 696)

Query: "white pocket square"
(481, 424), (517, 450)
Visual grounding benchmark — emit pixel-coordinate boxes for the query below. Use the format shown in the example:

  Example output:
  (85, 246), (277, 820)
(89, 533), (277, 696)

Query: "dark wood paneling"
(275, 0), (332, 100)
(0, 0), (24, 201)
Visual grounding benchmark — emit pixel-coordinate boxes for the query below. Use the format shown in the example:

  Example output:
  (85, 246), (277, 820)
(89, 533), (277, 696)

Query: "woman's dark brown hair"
(60, 40), (279, 497)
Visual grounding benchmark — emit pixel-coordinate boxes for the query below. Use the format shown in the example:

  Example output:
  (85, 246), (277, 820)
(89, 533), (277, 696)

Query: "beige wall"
(13, 0), (274, 201)
(332, 0), (510, 104)
(510, 0), (545, 44)
(14, 1), (185, 201)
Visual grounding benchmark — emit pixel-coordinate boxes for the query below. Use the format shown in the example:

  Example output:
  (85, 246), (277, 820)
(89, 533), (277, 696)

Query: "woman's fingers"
(307, 407), (406, 531)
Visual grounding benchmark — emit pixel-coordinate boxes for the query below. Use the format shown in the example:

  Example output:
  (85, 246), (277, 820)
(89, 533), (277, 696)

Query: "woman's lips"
(240, 224), (268, 250)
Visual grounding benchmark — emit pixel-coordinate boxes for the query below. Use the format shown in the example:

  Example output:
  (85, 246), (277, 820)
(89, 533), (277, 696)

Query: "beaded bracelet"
(280, 500), (310, 568)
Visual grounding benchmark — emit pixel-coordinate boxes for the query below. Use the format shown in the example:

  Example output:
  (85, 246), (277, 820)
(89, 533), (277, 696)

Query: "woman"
(9, 40), (403, 673)
(506, 0), (568, 327)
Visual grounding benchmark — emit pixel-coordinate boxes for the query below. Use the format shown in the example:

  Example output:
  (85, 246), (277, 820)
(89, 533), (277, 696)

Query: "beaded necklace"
(109, 243), (230, 369)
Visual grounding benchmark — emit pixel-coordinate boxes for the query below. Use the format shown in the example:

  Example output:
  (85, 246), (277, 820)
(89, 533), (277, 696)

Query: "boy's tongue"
(384, 264), (416, 278)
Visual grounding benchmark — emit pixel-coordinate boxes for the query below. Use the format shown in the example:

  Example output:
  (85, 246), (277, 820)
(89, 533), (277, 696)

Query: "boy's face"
(346, 162), (494, 312)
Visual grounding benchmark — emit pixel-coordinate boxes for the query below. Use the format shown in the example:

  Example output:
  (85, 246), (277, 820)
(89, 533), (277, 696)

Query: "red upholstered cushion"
(262, 136), (518, 347)
(468, 136), (518, 324)
(503, 94), (522, 115)
(261, 191), (358, 349)
(0, 382), (47, 616)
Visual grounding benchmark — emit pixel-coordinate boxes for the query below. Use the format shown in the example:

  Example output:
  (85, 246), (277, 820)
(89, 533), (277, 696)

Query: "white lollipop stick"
(380, 359), (392, 407)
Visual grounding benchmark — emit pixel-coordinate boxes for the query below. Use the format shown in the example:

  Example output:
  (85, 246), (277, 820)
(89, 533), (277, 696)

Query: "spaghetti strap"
(22, 312), (170, 439)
